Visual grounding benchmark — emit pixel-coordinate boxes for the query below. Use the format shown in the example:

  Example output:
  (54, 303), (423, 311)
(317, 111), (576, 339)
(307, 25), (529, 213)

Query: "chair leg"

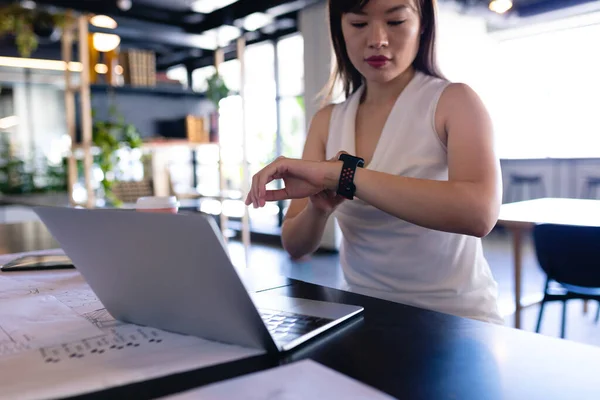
(536, 279), (550, 333)
(561, 300), (567, 339)
(535, 300), (546, 333)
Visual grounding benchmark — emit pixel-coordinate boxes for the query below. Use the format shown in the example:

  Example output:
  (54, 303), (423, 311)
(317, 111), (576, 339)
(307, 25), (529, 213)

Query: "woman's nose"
(368, 23), (389, 49)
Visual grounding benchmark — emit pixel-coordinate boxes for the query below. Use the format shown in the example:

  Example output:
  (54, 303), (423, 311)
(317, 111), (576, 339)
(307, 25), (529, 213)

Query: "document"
(0, 295), (102, 355)
(162, 360), (397, 400)
(0, 269), (264, 400)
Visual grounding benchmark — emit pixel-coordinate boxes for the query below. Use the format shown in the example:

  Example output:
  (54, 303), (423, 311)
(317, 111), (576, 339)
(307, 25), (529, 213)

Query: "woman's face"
(341, 0), (421, 84)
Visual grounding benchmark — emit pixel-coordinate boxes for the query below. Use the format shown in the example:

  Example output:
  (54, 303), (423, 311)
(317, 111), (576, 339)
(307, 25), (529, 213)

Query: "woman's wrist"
(306, 198), (332, 218)
(324, 160), (343, 191)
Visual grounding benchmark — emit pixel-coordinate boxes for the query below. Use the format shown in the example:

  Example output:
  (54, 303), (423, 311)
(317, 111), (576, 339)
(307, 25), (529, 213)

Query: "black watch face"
(340, 153), (364, 167)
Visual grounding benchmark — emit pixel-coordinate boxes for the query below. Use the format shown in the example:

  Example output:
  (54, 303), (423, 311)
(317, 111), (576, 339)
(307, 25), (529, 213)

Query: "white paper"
(0, 295), (103, 355)
(0, 269), (265, 400)
(0, 323), (263, 400)
(162, 360), (397, 400)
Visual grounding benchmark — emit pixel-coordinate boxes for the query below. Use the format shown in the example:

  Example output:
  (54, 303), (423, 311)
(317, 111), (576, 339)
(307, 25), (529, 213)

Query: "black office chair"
(505, 174), (546, 203)
(533, 224), (600, 338)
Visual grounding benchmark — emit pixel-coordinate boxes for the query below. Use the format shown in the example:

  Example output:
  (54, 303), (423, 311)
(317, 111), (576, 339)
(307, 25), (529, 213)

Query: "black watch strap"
(337, 153), (365, 200)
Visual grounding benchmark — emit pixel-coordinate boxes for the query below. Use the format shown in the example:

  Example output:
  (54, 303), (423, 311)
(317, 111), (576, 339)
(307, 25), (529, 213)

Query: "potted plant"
(205, 71), (230, 143)
(92, 105), (142, 206)
(0, 2), (73, 57)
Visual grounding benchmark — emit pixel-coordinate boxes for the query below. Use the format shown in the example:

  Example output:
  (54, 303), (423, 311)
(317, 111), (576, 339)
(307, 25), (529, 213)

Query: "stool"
(581, 177), (600, 199)
(505, 174), (546, 203)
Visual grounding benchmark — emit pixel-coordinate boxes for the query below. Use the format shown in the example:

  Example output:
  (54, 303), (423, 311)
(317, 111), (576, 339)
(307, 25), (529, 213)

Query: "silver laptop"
(33, 206), (363, 353)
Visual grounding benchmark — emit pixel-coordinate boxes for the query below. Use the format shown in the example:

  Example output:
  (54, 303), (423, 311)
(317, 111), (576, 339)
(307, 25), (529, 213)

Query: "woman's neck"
(362, 67), (416, 106)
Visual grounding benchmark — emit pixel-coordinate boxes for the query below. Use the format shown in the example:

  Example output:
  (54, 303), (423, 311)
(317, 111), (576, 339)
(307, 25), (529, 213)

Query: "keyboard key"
(257, 308), (333, 344)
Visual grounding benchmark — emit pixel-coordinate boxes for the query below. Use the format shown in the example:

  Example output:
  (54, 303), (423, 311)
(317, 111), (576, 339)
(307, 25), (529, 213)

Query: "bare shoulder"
(436, 82), (491, 141)
(303, 104), (336, 161)
(310, 104), (336, 133)
(438, 82), (488, 115)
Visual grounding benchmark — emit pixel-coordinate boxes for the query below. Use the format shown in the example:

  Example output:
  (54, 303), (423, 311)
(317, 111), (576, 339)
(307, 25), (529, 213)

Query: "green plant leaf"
(206, 71), (230, 108)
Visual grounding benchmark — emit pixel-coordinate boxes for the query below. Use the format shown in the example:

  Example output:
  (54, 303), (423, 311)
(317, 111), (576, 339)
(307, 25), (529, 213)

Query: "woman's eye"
(351, 22), (368, 28)
(388, 21), (406, 26)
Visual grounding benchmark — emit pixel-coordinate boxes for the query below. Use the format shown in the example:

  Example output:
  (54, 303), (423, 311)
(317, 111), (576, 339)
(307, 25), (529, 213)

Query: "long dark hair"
(325, 0), (445, 101)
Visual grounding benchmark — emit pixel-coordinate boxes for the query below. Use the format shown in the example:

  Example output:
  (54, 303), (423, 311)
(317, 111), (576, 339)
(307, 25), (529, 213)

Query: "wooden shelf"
(90, 84), (206, 98)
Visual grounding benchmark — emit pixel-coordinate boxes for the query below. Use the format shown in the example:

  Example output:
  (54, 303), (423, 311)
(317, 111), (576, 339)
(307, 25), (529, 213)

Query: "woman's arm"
(248, 84), (501, 239)
(345, 83), (502, 237)
(279, 105), (336, 258)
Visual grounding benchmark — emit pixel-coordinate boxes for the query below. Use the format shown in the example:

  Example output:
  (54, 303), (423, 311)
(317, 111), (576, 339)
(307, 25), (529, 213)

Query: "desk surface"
(73, 280), (600, 400)
(2, 219), (600, 399)
(498, 198), (600, 228)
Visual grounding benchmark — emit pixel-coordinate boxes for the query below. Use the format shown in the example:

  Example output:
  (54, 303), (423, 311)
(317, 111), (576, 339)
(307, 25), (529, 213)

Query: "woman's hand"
(307, 189), (345, 215)
(245, 154), (344, 209)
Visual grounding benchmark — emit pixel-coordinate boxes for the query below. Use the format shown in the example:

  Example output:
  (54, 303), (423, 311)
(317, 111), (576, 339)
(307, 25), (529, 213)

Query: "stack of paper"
(161, 359), (397, 400)
(0, 271), (264, 400)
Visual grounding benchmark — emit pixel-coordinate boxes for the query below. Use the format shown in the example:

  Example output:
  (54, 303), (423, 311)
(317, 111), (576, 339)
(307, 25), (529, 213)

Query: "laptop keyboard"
(259, 309), (333, 344)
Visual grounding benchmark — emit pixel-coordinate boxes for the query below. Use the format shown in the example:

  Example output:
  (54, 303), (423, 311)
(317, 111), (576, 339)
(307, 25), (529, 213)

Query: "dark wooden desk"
(74, 280), (600, 400)
(2, 222), (599, 400)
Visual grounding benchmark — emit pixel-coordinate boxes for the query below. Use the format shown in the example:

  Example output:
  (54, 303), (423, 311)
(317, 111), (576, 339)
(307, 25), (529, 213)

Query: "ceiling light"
(193, 34), (219, 50)
(20, 1), (36, 10)
(191, 0), (238, 14)
(0, 56), (82, 72)
(92, 33), (121, 52)
(115, 65), (124, 75)
(242, 12), (274, 32)
(90, 15), (118, 29)
(117, 0), (132, 11)
(489, 0), (513, 14)
(203, 25), (241, 48)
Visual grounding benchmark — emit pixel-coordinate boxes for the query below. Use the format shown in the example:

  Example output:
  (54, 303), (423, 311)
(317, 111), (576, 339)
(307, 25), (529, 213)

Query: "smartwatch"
(337, 153), (365, 200)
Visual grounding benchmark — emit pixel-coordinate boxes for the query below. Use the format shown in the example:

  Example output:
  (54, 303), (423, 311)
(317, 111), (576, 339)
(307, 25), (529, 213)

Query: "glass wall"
(277, 34), (305, 160)
(488, 22), (600, 159)
(0, 68), (70, 194)
(437, 9), (600, 159)
(192, 33), (306, 231)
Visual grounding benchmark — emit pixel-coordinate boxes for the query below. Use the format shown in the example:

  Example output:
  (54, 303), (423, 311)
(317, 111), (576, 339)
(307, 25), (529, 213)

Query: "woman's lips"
(365, 56), (390, 68)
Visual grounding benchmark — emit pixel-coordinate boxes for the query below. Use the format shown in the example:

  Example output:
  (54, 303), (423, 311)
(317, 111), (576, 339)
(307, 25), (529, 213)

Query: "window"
(192, 59), (241, 93)
(277, 34), (305, 160)
(489, 22), (600, 159)
(190, 33), (306, 231)
(437, 9), (600, 159)
(166, 64), (188, 89)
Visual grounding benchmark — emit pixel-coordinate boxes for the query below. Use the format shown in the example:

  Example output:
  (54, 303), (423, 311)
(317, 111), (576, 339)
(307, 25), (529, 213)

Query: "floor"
(228, 229), (600, 348)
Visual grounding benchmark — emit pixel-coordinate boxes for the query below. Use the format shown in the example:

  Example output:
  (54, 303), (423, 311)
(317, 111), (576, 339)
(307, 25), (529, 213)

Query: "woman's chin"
(363, 71), (401, 85)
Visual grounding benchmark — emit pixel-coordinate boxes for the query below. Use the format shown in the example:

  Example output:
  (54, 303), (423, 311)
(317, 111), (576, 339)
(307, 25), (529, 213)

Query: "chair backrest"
(533, 223), (600, 288)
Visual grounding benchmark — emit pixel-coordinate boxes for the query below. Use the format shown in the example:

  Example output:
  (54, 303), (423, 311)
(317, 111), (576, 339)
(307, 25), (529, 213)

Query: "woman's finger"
(265, 189), (290, 202)
(251, 173), (258, 208)
(332, 150), (349, 162)
(258, 159), (284, 204)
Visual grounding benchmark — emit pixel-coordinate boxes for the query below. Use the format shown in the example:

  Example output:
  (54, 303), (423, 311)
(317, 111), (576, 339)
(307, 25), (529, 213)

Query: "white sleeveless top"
(326, 71), (503, 324)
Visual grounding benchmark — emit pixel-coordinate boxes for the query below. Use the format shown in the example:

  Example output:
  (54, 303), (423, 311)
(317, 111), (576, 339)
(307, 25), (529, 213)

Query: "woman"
(246, 0), (504, 324)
